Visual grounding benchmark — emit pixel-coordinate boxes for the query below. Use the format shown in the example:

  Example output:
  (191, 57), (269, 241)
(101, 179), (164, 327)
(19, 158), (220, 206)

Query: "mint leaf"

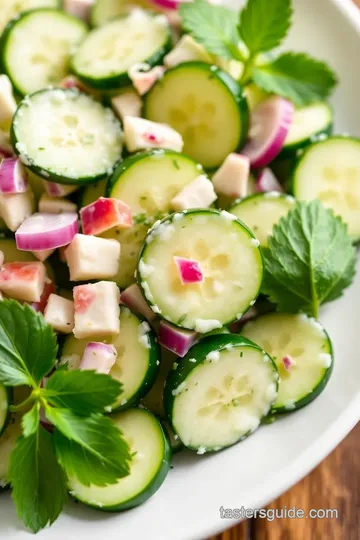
(43, 370), (122, 416)
(253, 52), (337, 106)
(179, 0), (243, 61)
(262, 200), (356, 317)
(9, 427), (67, 533)
(49, 408), (131, 486)
(22, 403), (40, 437)
(0, 300), (57, 387)
(239, 0), (292, 54)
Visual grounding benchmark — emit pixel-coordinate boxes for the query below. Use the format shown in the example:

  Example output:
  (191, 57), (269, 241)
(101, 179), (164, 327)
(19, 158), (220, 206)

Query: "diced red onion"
(149, 0), (191, 10)
(159, 321), (198, 357)
(80, 342), (118, 374)
(242, 97), (294, 168)
(174, 256), (203, 284)
(256, 168), (283, 193)
(43, 181), (78, 198)
(80, 197), (132, 236)
(120, 283), (157, 322)
(0, 158), (28, 194)
(30, 280), (56, 313)
(283, 355), (296, 371)
(16, 212), (79, 251)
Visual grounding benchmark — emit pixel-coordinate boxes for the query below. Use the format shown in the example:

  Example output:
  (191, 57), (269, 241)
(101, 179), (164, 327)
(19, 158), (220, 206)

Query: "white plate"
(1, 0), (360, 538)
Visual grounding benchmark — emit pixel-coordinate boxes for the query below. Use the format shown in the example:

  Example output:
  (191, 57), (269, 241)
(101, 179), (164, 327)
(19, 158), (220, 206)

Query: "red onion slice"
(256, 168), (283, 193)
(120, 283), (157, 322)
(174, 256), (203, 284)
(242, 96), (294, 168)
(0, 158), (28, 194)
(159, 321), (198, 357)
(16, 212), (79, 251)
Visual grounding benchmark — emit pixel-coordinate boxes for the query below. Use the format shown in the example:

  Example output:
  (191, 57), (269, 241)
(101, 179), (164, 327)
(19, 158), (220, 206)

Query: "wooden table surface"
(212, 1), (360, 539)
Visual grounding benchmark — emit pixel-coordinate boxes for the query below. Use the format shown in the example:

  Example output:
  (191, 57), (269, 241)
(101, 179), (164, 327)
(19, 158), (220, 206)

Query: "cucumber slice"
(141, 347), (176, 417)
(104, 150), (203, 288)
(71, 10), (171, 90)
(292, 136), (360, 241)
(242, 313), (333, 412)
(11, 89), (123, 185)
(144, 62), (249, 169)
(91, 0), (152, 26)
(164, 335), (278, 452)
(229, 193), (295, 248)
(68, 408), (171, 511)
(282, 102), (333, 155)
(61, 306), (160, 410)
(0, 414), (22, 490)
(1, 9), (87, 97)
(0, 386), (11, 437)
(0, 0), (60, 35)
(162, 419), (183, 453)
(138, 209), (263, 331)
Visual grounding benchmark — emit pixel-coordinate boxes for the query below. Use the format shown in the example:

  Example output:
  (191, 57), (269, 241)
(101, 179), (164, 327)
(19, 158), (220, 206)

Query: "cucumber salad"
(0, 0), (357, 534)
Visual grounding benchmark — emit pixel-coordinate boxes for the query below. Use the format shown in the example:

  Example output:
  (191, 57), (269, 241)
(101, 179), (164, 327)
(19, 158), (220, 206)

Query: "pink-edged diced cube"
(212, 153), (250, 199)
(111, 91), (142, 122)
(79, 342), (118, 374)
(0, 261), (46, 302)
(80, 197), (132, 236)
(39, 193), (77, 214)
(282, 355), (296, 371)
(30, 280), (56, 313)
(123, 116), (183, 153)
(65, 233), (120, 281)
(174, 256), (203, 285)
(0, 189), (35, 231)
(120, 283), (156, 323)
(128, 64), (165, 96)
(44, 293), (75, 333)
(171, 175), (217, 211)
(73, 281), (120, 339)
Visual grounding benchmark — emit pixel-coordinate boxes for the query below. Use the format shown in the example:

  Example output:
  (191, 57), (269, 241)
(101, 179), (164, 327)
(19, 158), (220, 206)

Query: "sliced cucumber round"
(68, 408), (171, 511)
(292, 136), (360, 241)
(144, 62), (249, 169)
(242, 313), (333, 413)
(60, 306), (160, 410)
(282, 102), (333, 155)
(104, 150), (204, 288)
(0, 414), (22, 490)
(91, 0), (152, 26)
(141, 347), (176, 417)
(71, 10), (171, 90)
(11, 89), (123, 185)
(229, 192), (295, 248)
(164, 335), (278, 452)
(0, 386), (11, 437)
(138, 209), (263, 331)
(162, 419), (183, 453)
(1, 9), (87, 97)
(0, 0), (60, 35)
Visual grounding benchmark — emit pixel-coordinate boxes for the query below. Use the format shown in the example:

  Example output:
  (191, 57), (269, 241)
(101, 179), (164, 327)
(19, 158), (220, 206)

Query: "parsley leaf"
(22, 403), (40, 437)
(9, 427), (67, 533)
(0, 301), (57, 387)
(49, 408), (131, 486)
(262, 200), (356, 317)
(253, 52), (338, 106)
(179, 0), (243, 61)
(43, 370), (122, 416)
(239, 0), (292, 54)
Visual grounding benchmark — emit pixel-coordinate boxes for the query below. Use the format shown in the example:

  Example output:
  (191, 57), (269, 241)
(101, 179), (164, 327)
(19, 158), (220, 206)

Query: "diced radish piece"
(32, 249), (55, 262)
(164, 35), (211, 68)
(123, 116), (183, 153)
(171, 175), (217, 211)
(0, 190), (35, 231)
(80, 342), (117, 374)
(0, 262), (46, 302)
(16, 212), (79, 251)
(0, 158), (28, 194)
(128, 64), (165, 96)
(43, 181), (78, 198)
(256, 168), (283, 193)
(39, 193), (77, 214)
(63, 0), (93, 21)
(159, 321), (198, 357)
(44, 294), (75, 333)
(58, 245), (68, 263)
(30, 280), (56, 313)
(80, 197), (132, 236)
(73, 281), (120, 339)
(0, 131), (14, 158)
(242, 96), (294, 168)
(0, 75), (17, 131)
(174, 256), (203, 285)
(65, 233), (120, 281)
(111, 91), (142, 122)
(283, 355), (296, 371)
(212, 153), (250, 199)
(120, 283), (157, 323)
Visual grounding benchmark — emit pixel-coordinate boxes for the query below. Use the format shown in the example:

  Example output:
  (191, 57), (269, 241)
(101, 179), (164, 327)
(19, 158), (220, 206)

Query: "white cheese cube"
(0, 262), (46, 302)
(80, 342), (118, 374)
(0, 189), (35, 231)
(171, 175), (217, 211)
(65, 234), (121, 281)
(164, 36), (212, 68)
(73, 281), (120, 339)
(32, 249), (55, 262)
(0, 76), (17, 131)
(212, 153), (250, 199)
(39, 194), (77, 214)
(128, 64), (165, 96)
(111, 91), (142, 122)
(44, 294), (75, 334)
(124, 116), (183, 153)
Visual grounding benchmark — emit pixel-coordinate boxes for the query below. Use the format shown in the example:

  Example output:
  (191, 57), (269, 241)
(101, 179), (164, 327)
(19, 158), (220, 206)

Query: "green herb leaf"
(238, 0), (292, 54)
(179, 0), (243, 61)
(0, 300), (57, 387)
(252, 52), (337, 106)
(43, 370), (122, 415)
(262, 200), (356, 317)
(9, 427), (67, 533)
(22, 402), (40, 437)
(49, 408), (131, 486)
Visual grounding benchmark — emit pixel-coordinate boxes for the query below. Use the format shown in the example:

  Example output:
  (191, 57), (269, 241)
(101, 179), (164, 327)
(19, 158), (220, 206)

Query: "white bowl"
(1, 0), (360, 538)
